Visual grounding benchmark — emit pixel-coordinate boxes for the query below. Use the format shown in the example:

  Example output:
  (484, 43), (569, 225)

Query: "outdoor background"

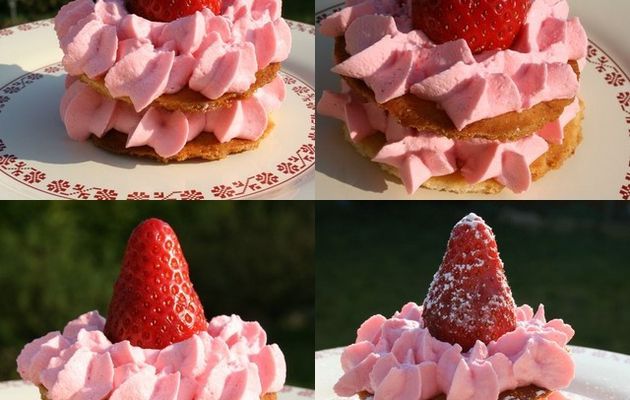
(0, 0), (314, 28)
(316, 201), (630, 357)
(0, 202), (314, 388)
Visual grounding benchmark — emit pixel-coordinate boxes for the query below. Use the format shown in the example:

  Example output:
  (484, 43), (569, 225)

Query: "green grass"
(0, 202), (314, 388)
(283, 1), (314, 24)
(316, 202), (630, 356)
(0, 1), (314, 28)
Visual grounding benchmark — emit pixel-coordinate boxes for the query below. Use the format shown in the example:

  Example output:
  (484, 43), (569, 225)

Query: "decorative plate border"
(209, 71), (315, 200)
(316, 4), (630, 200)
(315, 4), (344, 26)
(0, 19), (53, 37)
(0, 24), (314, 200)
(285, 20), (315, 36)
(585, 44), (630, 200)
(570, 346), (630, 365)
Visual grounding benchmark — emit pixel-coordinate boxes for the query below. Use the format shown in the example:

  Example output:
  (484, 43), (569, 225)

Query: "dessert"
(54, 0), (291, 162)
(17, 218), (286, 399)
(318, 0), (587, 194)
(334, 213), (575, 399)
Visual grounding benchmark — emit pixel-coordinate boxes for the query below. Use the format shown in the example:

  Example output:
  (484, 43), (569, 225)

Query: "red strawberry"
(126, 0), (222, 22)
(104, 218), (208, 349)
(411, 0), (530, 53)
(423, 213), (516, 351)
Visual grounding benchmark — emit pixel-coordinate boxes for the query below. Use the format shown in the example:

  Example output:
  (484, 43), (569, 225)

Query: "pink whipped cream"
(318, 85), (580, 194)
(55, 0), (291, 111)
(17, 311), (286, 400)
(320, 0), (587, 130)
(335, 302), (574, 400)
(61, 76), (285, 158)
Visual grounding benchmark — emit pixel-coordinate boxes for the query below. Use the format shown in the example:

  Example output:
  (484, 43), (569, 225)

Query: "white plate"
(0, 19), (315, 200)
(0, 381), (315, 399)
(315, 346), (630, 400)
(315, 0), (630, 200)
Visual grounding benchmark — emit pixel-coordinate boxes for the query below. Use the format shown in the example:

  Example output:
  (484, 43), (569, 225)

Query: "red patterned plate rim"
(0, 24), (315, 200)
(0, 19), (54, 37)
(315, 4), (630, 200)
(589, 45), (630, 200)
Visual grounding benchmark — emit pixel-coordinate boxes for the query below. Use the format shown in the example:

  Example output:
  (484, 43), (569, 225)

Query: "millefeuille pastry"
(55, 0), (291, 162)
(18, 218), (286, 399)
(318, 0), (587, 194)
(334, 213), (575, 399)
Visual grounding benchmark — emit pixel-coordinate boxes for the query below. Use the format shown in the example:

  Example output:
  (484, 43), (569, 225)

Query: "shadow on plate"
(0, 66), (213, 169)
(315, 116), (390, 194)
(0, 64), (30, 86)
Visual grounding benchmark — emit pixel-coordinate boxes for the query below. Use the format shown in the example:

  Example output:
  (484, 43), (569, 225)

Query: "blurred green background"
(316, 202), (630, 356)
(0, 0), (314, 28)
(0, 202), (314, 388)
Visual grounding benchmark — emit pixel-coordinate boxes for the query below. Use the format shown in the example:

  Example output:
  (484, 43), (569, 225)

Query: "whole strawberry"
(412, 0), (530, 53)
(126, 0), (222, 22)
(104, 218), (208, 349)
(423, 213), (516, 351)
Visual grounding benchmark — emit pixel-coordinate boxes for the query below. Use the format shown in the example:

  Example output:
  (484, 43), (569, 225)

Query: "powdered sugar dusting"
(450, 213), (496, 243)
(335, 301), (575, 399)
(458, 212), (485, 226)
(423, 213), (517, 349)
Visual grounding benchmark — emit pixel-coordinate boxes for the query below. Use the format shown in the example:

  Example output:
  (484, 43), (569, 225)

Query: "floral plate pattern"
(0, 19), (315, 200)
(315, 0), (630, 200)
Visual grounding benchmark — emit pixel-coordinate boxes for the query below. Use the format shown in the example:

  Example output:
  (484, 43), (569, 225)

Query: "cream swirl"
(334, 303), (574, 400)
(55, 0), (291, 111)
(317, 85), (579, 194)
(17, 311), (286, 400)
(320, 0), (587, 130)
(60, 76), (285, 158)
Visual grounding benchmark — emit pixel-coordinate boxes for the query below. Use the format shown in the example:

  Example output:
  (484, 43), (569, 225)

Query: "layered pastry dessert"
(55, 0), (291, 162)
(318, 0), (587, 194)
(17, 218), (286, 399)
(334, 213), (575, 399)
